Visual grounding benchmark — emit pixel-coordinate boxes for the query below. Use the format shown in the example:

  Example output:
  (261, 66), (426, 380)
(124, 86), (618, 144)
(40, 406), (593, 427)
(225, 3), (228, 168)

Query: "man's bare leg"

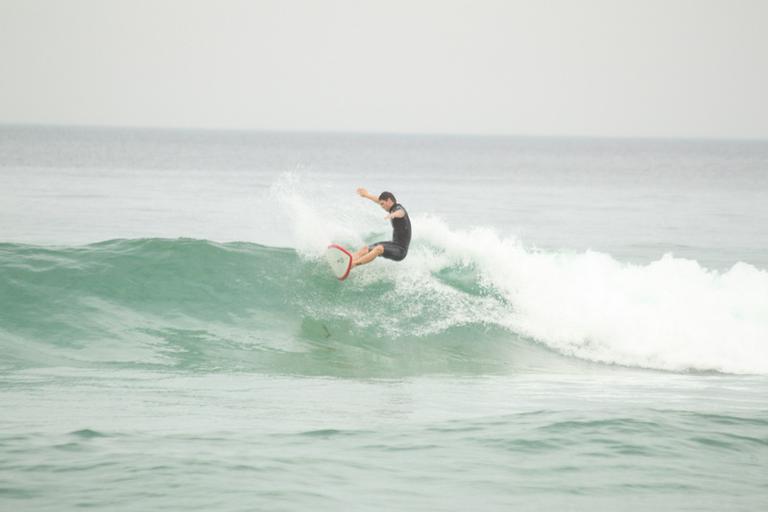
(353, 245), (384, 267)
(352, 246), (370, 261)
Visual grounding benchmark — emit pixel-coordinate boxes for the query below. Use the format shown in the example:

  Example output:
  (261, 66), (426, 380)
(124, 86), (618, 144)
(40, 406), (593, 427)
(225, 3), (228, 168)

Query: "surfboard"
(325, 244), (353, 281)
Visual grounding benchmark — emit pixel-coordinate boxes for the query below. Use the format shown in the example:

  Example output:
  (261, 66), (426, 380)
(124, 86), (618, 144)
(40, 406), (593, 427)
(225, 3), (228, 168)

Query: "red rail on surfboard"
(325, 244), (353, 281)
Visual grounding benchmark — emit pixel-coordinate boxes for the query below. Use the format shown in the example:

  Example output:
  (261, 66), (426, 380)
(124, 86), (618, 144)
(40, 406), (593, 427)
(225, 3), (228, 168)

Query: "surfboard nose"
(325, 244), (353, 280)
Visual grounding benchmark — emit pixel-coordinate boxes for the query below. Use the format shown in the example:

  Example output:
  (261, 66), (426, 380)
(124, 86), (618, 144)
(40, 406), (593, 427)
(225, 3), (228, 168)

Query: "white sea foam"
(416, 216), (768, 375)
(269, 172), (378, 257)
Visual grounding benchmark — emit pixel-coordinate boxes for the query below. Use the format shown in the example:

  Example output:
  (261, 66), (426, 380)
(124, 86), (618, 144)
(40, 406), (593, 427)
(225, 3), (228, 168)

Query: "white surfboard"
(325, 244), (353, 281)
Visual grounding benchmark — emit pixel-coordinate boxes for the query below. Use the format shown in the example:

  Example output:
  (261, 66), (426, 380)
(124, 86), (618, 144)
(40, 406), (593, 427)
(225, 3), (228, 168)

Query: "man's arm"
(385, 208), (405, 220)
(357, 187), (379, 204)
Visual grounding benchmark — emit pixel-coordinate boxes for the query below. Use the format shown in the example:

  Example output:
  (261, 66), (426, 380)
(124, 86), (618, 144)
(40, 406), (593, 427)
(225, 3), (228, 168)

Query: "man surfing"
(352, 188), (411, 267)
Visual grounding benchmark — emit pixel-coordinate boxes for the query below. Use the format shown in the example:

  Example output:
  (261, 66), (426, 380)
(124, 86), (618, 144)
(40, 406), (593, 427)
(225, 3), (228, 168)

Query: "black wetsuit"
(370, 203), (411, 261)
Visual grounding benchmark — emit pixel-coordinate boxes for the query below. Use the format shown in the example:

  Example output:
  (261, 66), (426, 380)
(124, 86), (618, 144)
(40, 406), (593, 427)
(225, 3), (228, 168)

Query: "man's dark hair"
(378, 191), (396, 203)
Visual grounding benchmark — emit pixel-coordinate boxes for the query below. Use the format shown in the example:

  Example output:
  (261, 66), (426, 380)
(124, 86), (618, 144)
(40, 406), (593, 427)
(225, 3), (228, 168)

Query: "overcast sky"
(1, 0), (767, 138)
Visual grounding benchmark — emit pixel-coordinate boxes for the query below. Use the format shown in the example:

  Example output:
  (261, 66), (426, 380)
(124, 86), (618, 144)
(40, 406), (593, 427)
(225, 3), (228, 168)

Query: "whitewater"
(1, 126), (767, 511)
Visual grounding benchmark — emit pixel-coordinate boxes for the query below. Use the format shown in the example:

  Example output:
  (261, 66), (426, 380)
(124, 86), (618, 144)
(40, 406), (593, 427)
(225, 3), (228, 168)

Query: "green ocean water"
(0, 238), (594, 376)
(2, 238), (767, 511)
(2, 127), (768, 510)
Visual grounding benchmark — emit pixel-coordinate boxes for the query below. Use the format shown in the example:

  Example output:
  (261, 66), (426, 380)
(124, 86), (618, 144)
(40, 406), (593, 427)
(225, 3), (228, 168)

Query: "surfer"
(352, 188), (411, 267)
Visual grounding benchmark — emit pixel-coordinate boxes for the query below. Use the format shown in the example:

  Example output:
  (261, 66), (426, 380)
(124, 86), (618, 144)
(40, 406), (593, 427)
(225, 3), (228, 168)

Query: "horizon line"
(2, 121), (767, 144)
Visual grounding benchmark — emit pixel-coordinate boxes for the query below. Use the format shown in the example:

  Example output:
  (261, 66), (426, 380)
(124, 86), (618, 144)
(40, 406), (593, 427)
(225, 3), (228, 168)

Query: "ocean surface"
(1, 125), (767, 511)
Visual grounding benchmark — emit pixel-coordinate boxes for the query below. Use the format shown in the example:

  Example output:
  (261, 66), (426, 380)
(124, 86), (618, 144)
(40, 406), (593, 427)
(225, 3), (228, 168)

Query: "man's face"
(379, 198), (394, 211)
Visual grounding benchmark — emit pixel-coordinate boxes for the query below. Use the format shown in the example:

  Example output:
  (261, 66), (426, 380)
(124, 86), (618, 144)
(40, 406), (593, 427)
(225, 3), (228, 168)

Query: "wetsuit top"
(390, 203), (411, 250)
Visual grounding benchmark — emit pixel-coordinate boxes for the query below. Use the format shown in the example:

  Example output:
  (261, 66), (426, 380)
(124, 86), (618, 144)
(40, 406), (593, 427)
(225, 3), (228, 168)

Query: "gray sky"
(1, 0), (767, 138)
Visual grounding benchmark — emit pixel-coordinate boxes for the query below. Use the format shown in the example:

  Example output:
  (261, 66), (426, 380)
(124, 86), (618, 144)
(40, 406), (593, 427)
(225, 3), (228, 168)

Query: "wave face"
(0, 237), (539, 376)
(2, 223), (767, 376)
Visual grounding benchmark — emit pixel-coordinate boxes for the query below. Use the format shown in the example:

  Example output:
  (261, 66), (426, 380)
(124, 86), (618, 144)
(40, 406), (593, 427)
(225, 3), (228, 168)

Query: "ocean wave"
(413, 216), (768, 374)
(0, 238), (533, 375)
(1, 225), (767, 375)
